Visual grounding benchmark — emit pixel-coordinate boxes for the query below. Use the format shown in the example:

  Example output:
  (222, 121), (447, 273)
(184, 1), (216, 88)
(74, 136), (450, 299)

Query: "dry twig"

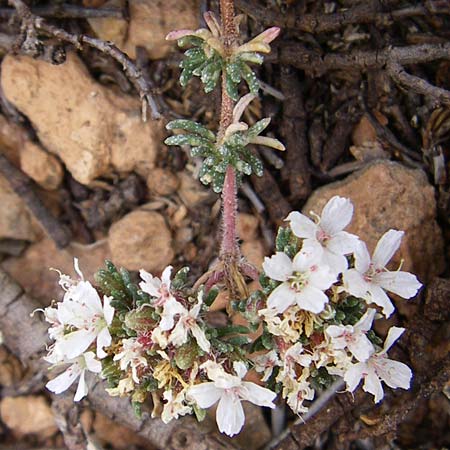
(0, 4), (124, 19)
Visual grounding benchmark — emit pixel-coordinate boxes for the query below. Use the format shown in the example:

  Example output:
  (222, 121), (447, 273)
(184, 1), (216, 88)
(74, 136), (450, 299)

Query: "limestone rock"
(0, 396), (57, 437)
(124, 0), (201, 60)
(20, 141), (63, 190)
(0, 175), (39, 241)
(242, 240), (265, 269)
(147, 167), (180, 197)
(1, 53), (163, 185)
(178, 172), (212, 209)
(303, 161), (444, 283)
(0, 346), (23, 387)
(108, 210), (174, 272)
(237, 213), (259, 242)
(1, 237), (111, 303)
(0, 114), (28, 166)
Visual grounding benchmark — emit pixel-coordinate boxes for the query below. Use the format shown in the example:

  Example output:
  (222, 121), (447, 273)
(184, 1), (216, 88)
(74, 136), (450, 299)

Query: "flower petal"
(84, 352), (102, 373)
(216, 394), (245, 437)
(267, 283), (297, 313)
(327, 231), (359, 255)
(139, 270), (161, 297)
(74, 369), (88, 401)
(188, 382), (222, 409)
(372, 230), (404, 269)
(191, 325), (210, 353)
(263, 252), (293, 282)
(381, 326), (405, 354)
(348, 334), (374, 362)
(374, 271), (422, 299)
(354, 241), (371, 273)
(343, 269), (369, 298)
(286, 211), (317, 239)
(367, 284), (395, 318)
(375, 358), (412, 390)
(309, 264), (336, 290)
(160, 298), (185, 331)
(96, 327), (112, 359)
(46, 362), (81, 394)
(344, 362), (365, 393)
(169, 318), (188, 347)
(354, 308), (376, 332)
(295, 286), (329, 314)
(56, 329), (97, 360)
(320, 249), (348, 275)
(241, 382), (276, 408)
(363, 368), (384, 403)
(102, 295), (115, 325)
(320, 196), (354, 236)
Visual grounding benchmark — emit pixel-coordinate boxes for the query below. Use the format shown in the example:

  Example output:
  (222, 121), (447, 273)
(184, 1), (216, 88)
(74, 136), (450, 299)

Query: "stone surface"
(108, 210), (174, 272)
(242, 240), (265, 269)
(237, 213), (260, 242)
(124, 0), (201, 60)
(177, 172), (213, 208)
(0, 346), (23, 387)
(20, 141), (63, 190)
(0, 396), (57, 437)
(303, 161), (445, 283)
(0, 114), (28, 166)
(1, 53), (163, 185)
(1, 237), (111, 303)
(147, 167), (180, 197)
(0, 175), (40, 241)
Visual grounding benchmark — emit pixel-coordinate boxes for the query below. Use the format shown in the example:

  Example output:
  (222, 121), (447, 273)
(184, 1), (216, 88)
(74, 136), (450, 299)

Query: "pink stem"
(220, 165), (239, 259)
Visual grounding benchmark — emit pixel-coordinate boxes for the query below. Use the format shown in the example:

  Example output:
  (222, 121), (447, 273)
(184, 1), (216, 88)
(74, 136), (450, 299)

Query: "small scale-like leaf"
(241, 62), (260, 94)
(248, 118), (271, 137)
(164, 134), (212, 147)
(226, 61), (242, 83)
(177, 35), (204, 48)
(246, 153), (264, 176)
(180, 67), (194, 87)
(166, 120), (215, 141)
(190, 146), (210, 157)
(225, 73), (239, 101)
(236, 160), (252, 175)
(238, 52), (264, 65)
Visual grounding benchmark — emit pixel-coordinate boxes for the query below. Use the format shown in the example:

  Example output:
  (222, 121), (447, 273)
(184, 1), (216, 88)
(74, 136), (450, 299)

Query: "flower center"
(288, 271), (310, 292)
(316, 228), (331, 244)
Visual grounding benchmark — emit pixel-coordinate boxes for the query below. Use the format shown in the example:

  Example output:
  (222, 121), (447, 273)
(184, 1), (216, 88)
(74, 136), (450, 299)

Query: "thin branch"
(387, 61), (450, 106)
(0, 153), (72, 249)
(7, 0), (161, 121)
(0, 4), (124, 19)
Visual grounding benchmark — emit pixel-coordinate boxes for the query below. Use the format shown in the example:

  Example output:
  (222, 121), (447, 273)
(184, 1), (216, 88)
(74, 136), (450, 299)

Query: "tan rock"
(124, 0), (201, 60)
(0, 114), (28, 166)
(178, 172), (212, 208)
(0, 175), (40, 241)
(303, 161), (444, 283)
(20, 141), (63, 190)
(1, 53), (163, 185)
(147, 167), (180, 197)
(0, 347), (23, 387)
(1, 237), (111, 303)
(242, 240), (265, 270)
(237, 213), (259, 242)
(93, 412), (153, 449)
(108, 210), (174, 272)
(0, 396), (57, 437)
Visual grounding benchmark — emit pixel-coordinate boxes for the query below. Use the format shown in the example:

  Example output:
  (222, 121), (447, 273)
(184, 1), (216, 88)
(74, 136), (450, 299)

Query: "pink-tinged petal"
(296, 286), (329, 314)
(343, 269), (369, 298)
(241, 382), (276, 408)
(367, 284), (395, 318)
(309, 265), (336, 291)
(160, 298), (185, 331)
(286, 211), (317, 239)
(188, 382), (222, 408)
(374, 358), (412, 390)
(191, 325), (211, 353)
(362, 368), (384, 403)
(372, 229), (404, 269)
(84, 352), (102, 373)
(102, 295), (115, 325)
(46, 362), (81, 394)
(325, 324), (347, 340)
(267, 283), (297, 313)
(327, 231), (359, 255)
(354, 241), (371, 273)
(292, 247), (321, 273)
(262, 252), (293, 281)
(321, 249), (348, 275)
(354, 308), (376, 332)
(348, 334), (374, 362)
(381, 326), (405, 354)
(374, 271), (422, 299)
(96, 327), (112, 359)
(57, 329), (97, 360)
(74, 370), (88, 401)
(165, 29), (196, 40)
(344, 362), (365, 393)
(319, 196), (354, 236)
(216, 394), (245, 437)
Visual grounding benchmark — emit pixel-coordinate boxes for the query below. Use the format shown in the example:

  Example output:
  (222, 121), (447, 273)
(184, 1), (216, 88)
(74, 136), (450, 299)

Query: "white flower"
(263, 248), (336, 314)
(168, 293), (210, 353)
(325, 308), (376, 362)
(46, 352), (101, 401)
(277, 343), (312, 383)
(344, 326), (412, 403)
(285, 378), (315, 415)
(113, 338), (148, 383)
(258, 308), (300, 342)
(139, 266), (185, 331)
(343, 230), (422, 317)
(187, 361), (276, 437)
(161, 390), (192, 424)
(253, 350), (281, 382)
(286, 196), (359, 275)
(48, 260), (115, 360)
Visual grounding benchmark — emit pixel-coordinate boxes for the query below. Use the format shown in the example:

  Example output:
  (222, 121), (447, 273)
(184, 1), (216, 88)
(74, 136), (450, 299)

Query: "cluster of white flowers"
(258, 196), (421, 413)
(42, 259), (114, 401)
(41, 196), (422, 437)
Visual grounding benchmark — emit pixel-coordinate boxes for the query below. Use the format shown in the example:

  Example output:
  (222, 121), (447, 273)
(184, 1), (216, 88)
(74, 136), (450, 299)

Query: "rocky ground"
(0, 0), (449, 449)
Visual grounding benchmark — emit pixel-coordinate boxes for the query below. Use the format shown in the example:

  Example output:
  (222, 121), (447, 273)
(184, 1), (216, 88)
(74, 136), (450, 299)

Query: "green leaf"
(193, 404), (207, 422)
(204, 287), (219, 307)
(236, 160), (252, 175)
(226, 61), (242, 83)
(225, 73), (239, 101)
(165, 134), (212, 147)
(132, 401), (143, 418)
(177, 36), (204, 48)
(226, 335), (251, 346)
(216, 325), (251, 337)
(248, 118), (271, 138)
(174, 341), (199, 370)
(261, 332), (274, 350)
(239, 52), (264, 65)
(171, 266), (190, 290)
(166, 120), (215, 141)
(241, 63), (260, 94)
(246, 153), (264, 177)
(180, 67), (194, 86)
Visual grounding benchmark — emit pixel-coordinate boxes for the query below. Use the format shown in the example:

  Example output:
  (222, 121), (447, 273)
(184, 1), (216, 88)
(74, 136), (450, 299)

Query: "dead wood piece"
(236, 0), (447, 33)
(7, 0), (161, 121)
(0, 153), (72, 248)
(280, 67), (311, 201)
(0, 269), (238, 450)
(276, 42), (450, 77)
(387, 61), (450, 106)
(0, 4), (124, 19)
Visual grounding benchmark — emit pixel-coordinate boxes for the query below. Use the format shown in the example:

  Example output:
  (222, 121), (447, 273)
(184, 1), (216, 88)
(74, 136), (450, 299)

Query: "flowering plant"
(40, 2), (422, 439)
